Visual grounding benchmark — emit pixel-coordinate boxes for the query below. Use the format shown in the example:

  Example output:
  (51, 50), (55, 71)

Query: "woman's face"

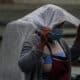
(39, 24), (64, 43)
(47, 23), (64, 42)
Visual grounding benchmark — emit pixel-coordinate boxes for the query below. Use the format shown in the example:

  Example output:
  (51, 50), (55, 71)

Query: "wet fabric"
(24, 4), (80, 30)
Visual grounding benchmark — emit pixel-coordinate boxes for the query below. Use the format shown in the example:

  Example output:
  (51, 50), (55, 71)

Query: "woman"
(35, 22), (71, 80)
(18, 23), (71, 80)
(18, 4), (80, 80)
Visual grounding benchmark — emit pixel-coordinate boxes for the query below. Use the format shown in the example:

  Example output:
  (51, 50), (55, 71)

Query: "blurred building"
(14, 0), (80, 4)
(0, 0), (80, 4)
(0, 0), (13, 3)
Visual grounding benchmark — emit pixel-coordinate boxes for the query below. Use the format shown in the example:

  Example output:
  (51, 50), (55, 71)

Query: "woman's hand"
(37, 27), (51, 51)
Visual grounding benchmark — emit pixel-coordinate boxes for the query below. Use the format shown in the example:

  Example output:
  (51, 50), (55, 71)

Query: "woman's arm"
(18, 27), (51, 73)
(18, 35), (43, 73)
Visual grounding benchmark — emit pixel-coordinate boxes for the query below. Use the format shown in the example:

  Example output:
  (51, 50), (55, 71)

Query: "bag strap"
(46, 43), (53, 56)
(58, 39), (71, 62)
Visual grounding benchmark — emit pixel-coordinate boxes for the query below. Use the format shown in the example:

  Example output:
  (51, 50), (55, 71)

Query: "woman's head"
(46, 22), (64, 41)
(37, 22), (64, 43)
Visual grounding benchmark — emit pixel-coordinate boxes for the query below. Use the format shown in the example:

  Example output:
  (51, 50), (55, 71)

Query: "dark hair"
(56, 22), (64, 27)
(53, 22), (64, 29)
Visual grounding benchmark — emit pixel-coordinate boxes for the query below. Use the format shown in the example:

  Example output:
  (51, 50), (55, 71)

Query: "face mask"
(47, 29), (63, 41)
